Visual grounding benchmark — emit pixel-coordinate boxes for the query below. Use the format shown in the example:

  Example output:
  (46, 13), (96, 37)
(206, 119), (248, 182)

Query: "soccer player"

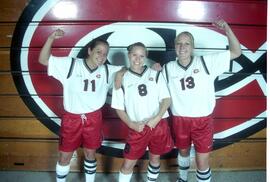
(162, 19), (242, 182)
(38, 29), (122, 182)
(111, 42), (174, 182)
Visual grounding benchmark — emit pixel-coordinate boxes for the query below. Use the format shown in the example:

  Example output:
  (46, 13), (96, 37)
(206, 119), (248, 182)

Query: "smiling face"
(128, 43), (147, 72)
(88, 41), (109, 67)
(175, 32), (194, 65)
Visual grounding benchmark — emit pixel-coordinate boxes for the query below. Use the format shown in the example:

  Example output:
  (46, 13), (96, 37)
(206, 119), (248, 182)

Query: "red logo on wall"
(10, 0), (266, 158)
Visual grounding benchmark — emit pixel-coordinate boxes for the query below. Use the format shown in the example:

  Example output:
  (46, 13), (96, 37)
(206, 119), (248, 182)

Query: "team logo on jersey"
(96, 74), (101, 78)
(149, 77), (154, 81)
(193, 69), (199, 74)
(10, 0), (266, 158)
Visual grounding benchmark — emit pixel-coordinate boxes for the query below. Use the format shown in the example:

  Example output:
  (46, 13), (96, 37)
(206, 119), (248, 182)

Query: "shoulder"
(148, 67), (157, 73)
(49, 55), (73, 61)
(201, 50), (230, 60)
(165, 60), (177, 67)
(105, 64), (123, 72)
(49, 56), (77, 67)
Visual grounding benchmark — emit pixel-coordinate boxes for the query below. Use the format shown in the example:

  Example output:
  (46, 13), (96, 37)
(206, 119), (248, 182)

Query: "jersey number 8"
(138, 84), (147, 96)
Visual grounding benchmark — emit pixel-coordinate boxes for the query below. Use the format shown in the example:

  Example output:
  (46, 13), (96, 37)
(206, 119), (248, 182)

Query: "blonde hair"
(175, 31), (195, 48)
(127, 42), (148, 56)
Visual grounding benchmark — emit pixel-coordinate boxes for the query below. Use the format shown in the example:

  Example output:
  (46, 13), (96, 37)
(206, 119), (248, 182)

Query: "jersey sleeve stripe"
(66, 57), (76, 79)
(155, 71), (161, 83)
(200, 56), (210, 75)
(164, 63), (169, 83)
(104, 64), (109, 83)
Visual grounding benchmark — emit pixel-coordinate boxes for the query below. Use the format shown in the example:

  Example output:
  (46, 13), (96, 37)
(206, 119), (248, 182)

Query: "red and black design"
(10, 0), (266, 158)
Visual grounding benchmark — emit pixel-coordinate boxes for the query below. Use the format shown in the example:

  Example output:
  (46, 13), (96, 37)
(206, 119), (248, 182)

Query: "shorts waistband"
(63, 109), (101, 118)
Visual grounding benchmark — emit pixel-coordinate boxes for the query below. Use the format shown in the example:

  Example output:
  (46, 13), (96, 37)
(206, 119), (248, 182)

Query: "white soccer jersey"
(48, 55), (121, 114)
(162, 51), (230, 117)
(111, 66), (170, 122)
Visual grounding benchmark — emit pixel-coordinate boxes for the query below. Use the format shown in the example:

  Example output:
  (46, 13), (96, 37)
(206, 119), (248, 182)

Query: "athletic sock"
(84, 159), (97, 182)
(119, 170), (133, 182)
(56, 162), (70, 182)
(177, 154), (190, 182)
(146, 163), (160, 182)
(196, 168), (212, 182)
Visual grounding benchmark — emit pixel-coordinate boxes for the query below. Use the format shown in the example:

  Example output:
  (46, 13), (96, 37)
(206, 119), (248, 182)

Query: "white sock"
(177, 154), (190, 181)
(56, 162), (70, 182)
(196, 168), (211, 182)
(147, 163), (160, 182)
(84, 159), (97, 182)
(119, 171), (133, 182)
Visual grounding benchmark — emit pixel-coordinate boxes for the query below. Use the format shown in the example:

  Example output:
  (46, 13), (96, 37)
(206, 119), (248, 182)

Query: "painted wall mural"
(1, 0), (266, 170)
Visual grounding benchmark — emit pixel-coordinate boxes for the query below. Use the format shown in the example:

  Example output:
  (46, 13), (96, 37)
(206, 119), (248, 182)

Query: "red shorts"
(59, 110), (103, 152)
(123, 119), (174, 160)
(172, 115), (213, 153)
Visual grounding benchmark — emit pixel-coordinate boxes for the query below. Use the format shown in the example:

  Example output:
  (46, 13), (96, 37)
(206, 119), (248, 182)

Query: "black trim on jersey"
(121, 85), (125, 94)
(83, 59), (98, 73)
(120, 85), (126, 111)
(200, 56), (210, 75)
(164, 63), (169, 83)
(128, 65), (148, 77)
(104, 64), (109, 84)
(177, 56), (194, 70)
(66, 57), (76, 79)
(155, 71), (161, 83)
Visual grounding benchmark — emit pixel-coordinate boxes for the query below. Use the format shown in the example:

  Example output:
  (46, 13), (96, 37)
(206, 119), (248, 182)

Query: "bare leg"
(177, 148), (191, 182)
(195, 152), (211, 182)
(83, 148), (97, 182)
(119, 159), (137, 182)
(56, 151), (73, 182)
(147, 152), (161, 182)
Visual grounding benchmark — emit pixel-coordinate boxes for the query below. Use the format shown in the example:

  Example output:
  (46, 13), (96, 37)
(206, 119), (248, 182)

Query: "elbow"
(231, 48), (242, 60)
(38, 55), (49, 66)
(235, 48), (242, 58)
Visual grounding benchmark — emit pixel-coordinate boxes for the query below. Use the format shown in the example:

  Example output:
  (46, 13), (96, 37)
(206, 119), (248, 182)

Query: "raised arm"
(38, 29), (65, 66)
(213, 19), (242, 60)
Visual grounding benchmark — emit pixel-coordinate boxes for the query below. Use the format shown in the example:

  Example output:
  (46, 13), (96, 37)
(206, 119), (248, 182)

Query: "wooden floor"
(0, 170), (266, 182)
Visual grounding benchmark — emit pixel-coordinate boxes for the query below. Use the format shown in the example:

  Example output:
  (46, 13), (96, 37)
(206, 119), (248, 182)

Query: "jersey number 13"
(180, 76), (195, 90)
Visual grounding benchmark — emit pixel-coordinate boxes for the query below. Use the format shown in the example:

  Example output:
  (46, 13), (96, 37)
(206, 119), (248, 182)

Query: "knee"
(84, 148), (96, 160)
(59, 155), (72, 165)
(59, 151), (74, 165)
(179, 148), (190, 157)
(196, 161), (209, 171)
(121, 161), (136, 174)
(195, 153), (210, 170)
(149, 156), (160, 166)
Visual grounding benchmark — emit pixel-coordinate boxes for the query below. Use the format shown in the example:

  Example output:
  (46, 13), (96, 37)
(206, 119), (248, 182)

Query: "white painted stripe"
(214, 112), (266, 139)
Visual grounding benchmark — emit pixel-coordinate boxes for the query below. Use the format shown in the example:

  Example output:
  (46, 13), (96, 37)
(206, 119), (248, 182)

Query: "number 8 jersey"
(111, 66), (171, 123)
(163, 51), (230, 117)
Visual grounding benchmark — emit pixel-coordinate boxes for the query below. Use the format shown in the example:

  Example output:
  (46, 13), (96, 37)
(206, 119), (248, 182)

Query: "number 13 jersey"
(163, 51), (230, 117)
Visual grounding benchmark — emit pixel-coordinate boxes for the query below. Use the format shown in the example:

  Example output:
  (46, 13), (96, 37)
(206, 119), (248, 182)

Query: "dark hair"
(89, 38), (109, 50)
(127, 42), (148, 56)
(77, 38), (109, 59)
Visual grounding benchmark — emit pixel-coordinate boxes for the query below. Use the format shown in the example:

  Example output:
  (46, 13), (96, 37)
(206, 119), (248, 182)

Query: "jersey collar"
(177, 56), (194, 70)
(128, 65), (148, 77)
(83, 59), (99, 73)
